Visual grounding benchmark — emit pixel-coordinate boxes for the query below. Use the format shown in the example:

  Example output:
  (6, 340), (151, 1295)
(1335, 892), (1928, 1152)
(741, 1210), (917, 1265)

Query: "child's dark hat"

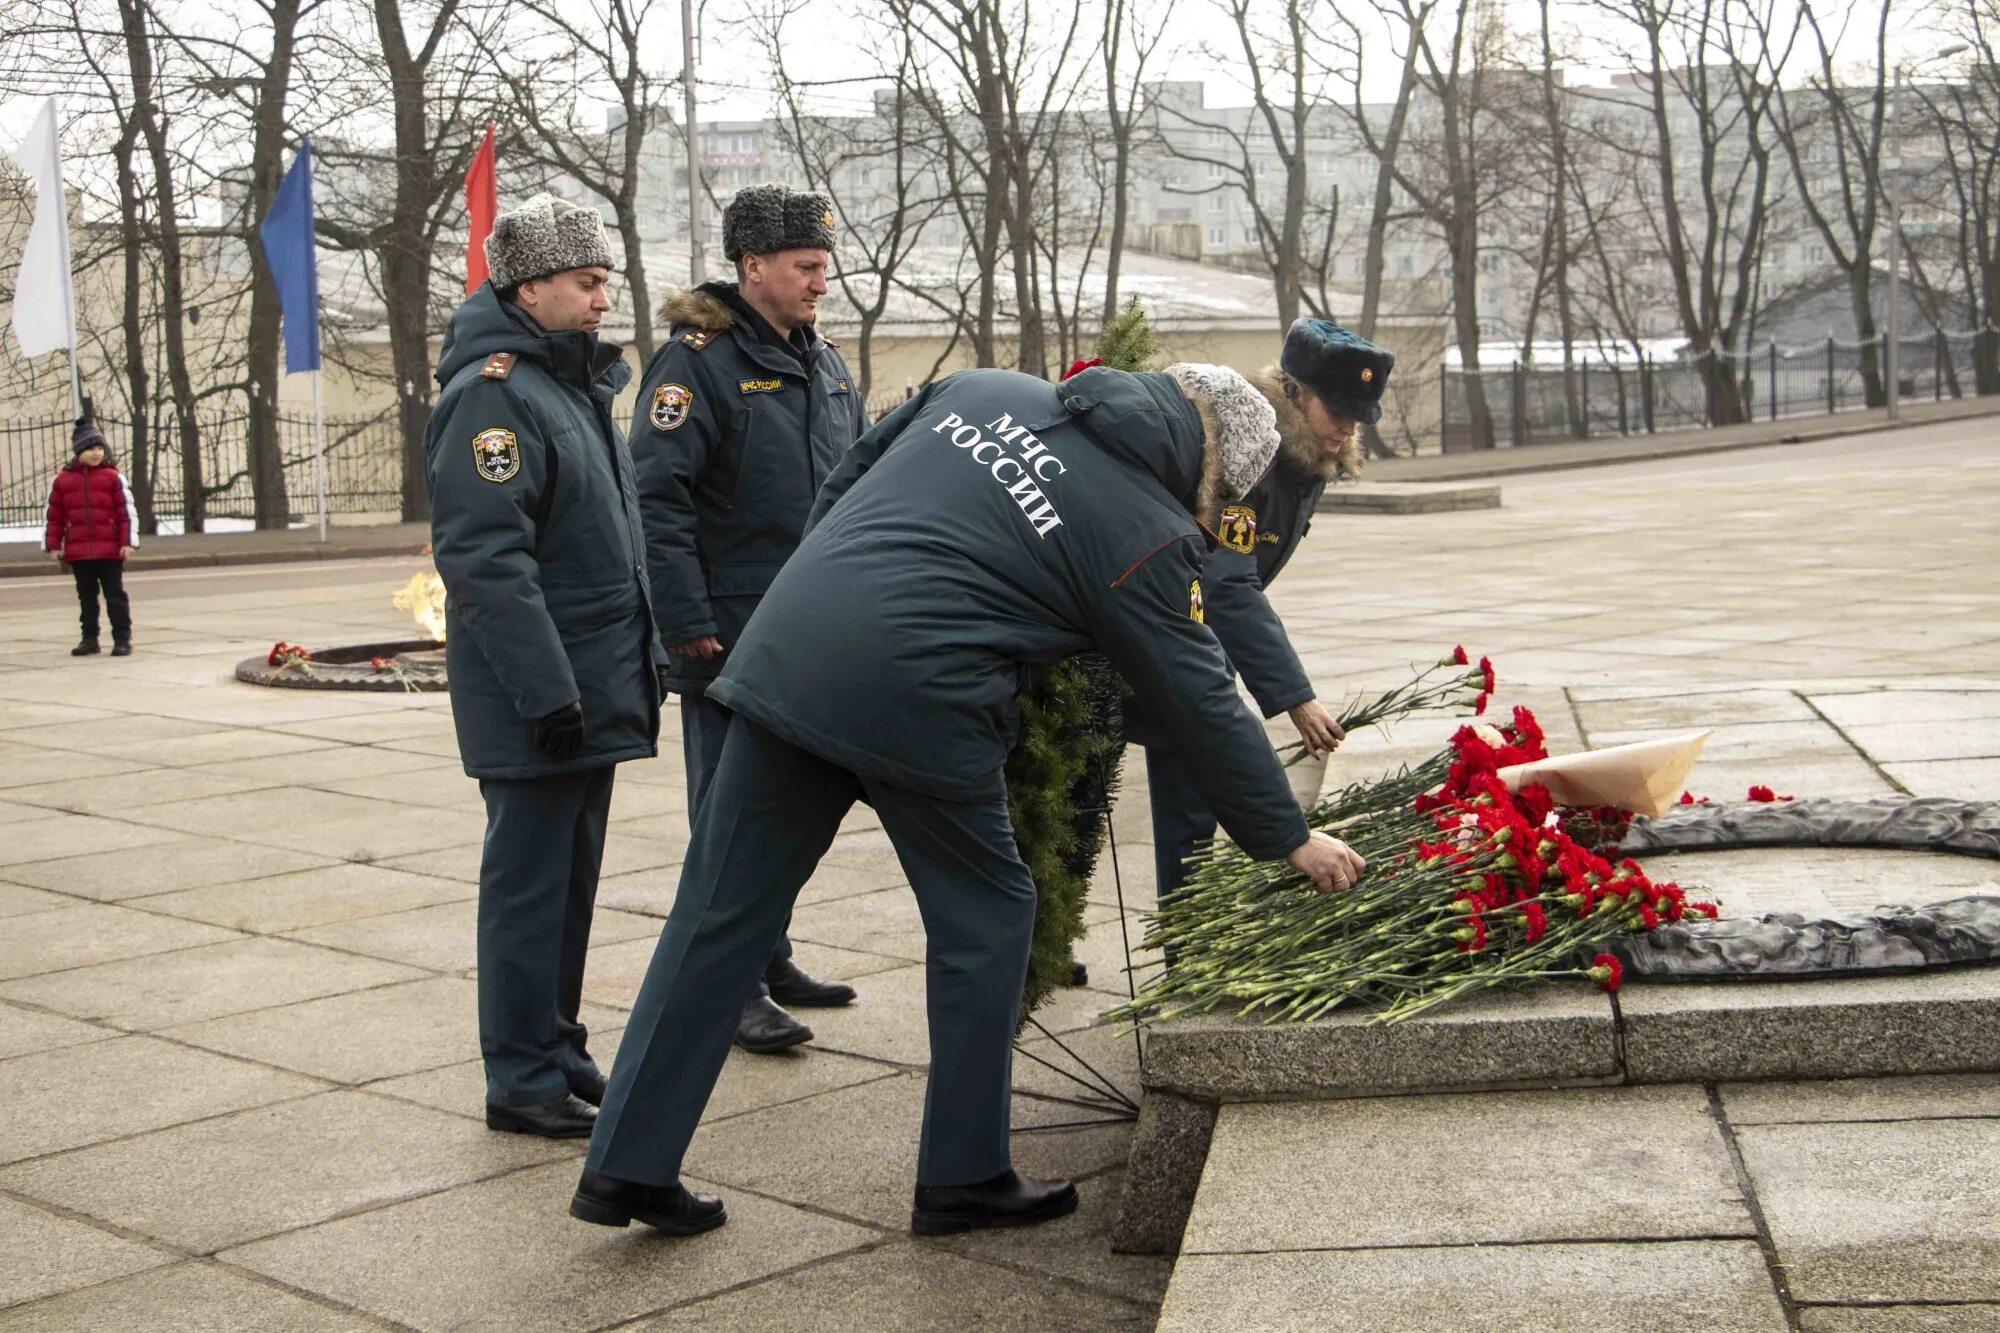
(72, 416), (108, 455)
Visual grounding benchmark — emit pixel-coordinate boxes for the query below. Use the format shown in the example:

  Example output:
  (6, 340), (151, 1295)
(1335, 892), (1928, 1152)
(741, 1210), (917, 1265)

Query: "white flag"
(10, 98), (79, 360)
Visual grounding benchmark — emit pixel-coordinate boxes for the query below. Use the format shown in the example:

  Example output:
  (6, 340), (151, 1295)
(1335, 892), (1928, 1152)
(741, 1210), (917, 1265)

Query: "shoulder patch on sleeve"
(1189, 577), (1206, 623)
(480, 352), (515, 380)
(471, 427), (521, 482)
(1217, 504), (1258, 555)
(650, 383), (693, 432)
(680, 329), (715, 351)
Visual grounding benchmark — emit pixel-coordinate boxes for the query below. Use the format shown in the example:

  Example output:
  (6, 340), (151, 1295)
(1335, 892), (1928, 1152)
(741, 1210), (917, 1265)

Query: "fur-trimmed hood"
(658, 284), (736, 334)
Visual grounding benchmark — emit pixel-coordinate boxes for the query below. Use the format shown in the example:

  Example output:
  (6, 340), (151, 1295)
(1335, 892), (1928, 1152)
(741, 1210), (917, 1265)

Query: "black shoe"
(765, 956), (857, 1008)
(71, 640), (99, 657)
(110, 640), (132, 657)
(569, 1169), (726, 1235)
(568, 1066), (607, 1108)
(735, 995), (813, 1053)
(912, 1168), (1078, 1236)
(1066, 959), (1089, 987)
(485, 1092), (597, 1139)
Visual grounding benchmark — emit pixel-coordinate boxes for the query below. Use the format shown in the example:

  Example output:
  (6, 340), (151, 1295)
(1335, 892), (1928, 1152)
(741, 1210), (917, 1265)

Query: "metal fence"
(1440, 329), (2000, 452)
(0, 410), (404, 531)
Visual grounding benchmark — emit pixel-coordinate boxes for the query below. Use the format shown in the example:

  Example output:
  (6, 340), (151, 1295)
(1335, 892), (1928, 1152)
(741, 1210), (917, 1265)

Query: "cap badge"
(1360, 367), (1374, 383)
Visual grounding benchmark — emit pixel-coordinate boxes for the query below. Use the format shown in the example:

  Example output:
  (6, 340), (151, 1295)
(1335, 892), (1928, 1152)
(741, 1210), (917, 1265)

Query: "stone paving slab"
(0, 903), (242, 980)
(137, 863), (476, 934)
(1157, 1241), (1787, 1332)
(0, 937), (425, 1032)
(2, 836), (336, 901)
(0, 1195), (174, 1311)
(632, 1241), (1157, 1331)
(1181, 1086), (1748, 1255)
(0, 1034), (323, 1164)
(221, 1160), (877, 1333)
(1736, 1118), (2000, 1303)
(1720, 1074), (2000, 1124)
(0, 885), (65, 918)
(0, 1001), (113, 1060)
(1797, 1307), (2000, 1331)
(0, 1260), (391, 1331)
(683, 1074), (1135, 1232)
(0, 1090), (567, 1254)
(159, 976), (620, 1086)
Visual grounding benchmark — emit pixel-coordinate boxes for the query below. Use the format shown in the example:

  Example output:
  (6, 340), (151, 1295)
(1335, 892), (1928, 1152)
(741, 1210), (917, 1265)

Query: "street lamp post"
(1885, 44), (1968, 422)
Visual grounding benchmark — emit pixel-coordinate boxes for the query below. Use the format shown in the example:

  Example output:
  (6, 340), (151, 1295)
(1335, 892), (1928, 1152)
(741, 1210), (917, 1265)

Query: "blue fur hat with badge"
(1279, 317), (1395, 425)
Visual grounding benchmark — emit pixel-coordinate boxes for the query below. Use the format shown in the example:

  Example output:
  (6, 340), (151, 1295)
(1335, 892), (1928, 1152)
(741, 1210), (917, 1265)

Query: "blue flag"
(259, 138), (319, 374)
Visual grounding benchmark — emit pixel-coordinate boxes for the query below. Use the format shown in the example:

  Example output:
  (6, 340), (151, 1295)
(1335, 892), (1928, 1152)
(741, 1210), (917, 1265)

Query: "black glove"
(656, 665), (673, 706)
(528, 701), (585, 763)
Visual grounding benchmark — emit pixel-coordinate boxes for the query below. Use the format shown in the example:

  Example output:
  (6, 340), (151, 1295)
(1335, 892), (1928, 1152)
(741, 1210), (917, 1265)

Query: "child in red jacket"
(45, 417), (138, 656)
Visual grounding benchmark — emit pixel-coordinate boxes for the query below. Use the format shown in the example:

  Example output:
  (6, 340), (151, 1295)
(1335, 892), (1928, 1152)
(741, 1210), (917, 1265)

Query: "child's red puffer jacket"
(45, 459), (138, 562)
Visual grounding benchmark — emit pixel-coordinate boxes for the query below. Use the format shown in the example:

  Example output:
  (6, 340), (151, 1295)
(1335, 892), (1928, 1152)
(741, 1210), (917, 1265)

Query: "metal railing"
(1440, 329), (2000, 453)
(0, 410), (404, 532)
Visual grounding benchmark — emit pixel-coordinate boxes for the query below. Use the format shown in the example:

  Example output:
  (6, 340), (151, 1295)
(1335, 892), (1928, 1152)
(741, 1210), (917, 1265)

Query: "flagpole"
(309, 146), (327, 544)
(53, 102), (81, 421)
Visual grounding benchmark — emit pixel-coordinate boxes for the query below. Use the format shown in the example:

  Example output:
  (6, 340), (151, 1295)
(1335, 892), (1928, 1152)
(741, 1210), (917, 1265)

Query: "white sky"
(0, 0), (1973, 156)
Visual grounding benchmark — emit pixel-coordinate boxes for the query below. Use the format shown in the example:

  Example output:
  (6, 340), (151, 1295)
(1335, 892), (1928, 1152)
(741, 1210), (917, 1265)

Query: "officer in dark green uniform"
(425, 194), (664, 1139)
(1139, 318), (1397, 940)
(570, 361), (1367, 1239)
(630, 184), (868, 1055)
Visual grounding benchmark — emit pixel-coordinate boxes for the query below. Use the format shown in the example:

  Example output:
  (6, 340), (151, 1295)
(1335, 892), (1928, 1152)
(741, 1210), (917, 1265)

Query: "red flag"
(464, 123), (497, 295)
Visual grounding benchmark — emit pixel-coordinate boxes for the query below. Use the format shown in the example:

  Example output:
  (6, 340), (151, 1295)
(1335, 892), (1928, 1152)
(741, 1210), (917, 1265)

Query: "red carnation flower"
(1687, 901), (1721, 919)
(1478, 656), (1496, 695)
(1060, 357), (1102, 380)
(1456, 914), (1488, 952)
(1588, 952), (1624, 990)
(1452, 644), (1470, 666)
(1474, 692), (1490, 716)
(1520, 901), (1548, 943)
(370, 656), (392, 672)
(1746, 785), (1793, 803)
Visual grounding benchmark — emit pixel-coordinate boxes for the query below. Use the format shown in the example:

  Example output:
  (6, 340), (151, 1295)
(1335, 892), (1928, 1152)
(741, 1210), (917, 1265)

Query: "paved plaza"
(1, 417), (1998, 1330)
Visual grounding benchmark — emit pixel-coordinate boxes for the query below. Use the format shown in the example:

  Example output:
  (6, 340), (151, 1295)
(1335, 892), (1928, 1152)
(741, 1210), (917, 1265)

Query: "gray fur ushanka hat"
(722, 183), (837, 262)
(485, 193), (614, 289)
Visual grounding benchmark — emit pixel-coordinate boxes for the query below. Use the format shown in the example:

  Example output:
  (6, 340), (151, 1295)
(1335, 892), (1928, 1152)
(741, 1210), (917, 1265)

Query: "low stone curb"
(1317, 481), (1503, 515)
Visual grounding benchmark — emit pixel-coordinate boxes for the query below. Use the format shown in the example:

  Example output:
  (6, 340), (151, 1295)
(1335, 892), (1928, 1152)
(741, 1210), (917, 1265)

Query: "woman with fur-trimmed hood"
(1130, 317), (1396, 942)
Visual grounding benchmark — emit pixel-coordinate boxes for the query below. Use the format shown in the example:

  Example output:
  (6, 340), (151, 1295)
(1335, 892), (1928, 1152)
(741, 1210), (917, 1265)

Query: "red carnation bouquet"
(1112, 649), (1718, 1026)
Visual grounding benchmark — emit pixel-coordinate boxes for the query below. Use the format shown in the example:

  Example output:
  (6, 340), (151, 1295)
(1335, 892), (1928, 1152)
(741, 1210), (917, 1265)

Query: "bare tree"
(1161, 0), (1330, 328)
(478, 0), (669, 362)
(755, 10), (955, 397)
(1771, 0), (1893, 405)
(1097, 0), (1166, 321)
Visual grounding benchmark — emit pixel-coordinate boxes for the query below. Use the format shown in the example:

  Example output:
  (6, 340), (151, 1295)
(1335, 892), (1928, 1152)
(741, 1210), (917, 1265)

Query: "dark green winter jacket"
(707, 365), (1311, 861)
(629, 283), (868, 696)
(425, 282), (663, 779)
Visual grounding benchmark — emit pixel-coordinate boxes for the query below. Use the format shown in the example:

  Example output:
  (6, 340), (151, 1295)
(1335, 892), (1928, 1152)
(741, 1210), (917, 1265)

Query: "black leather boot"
(912, 1168), (1078, 1235)
(765, 956), (857, 1007)
(735, 995), (813, 1053)
(484, 1092), (596, 1138)
(110, 639), (132, 657)
(570, 1169), (726, 1235)
(71, 639), (99, 657)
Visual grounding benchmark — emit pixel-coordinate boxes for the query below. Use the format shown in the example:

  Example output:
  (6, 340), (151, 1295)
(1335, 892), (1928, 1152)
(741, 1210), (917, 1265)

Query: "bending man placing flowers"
(573, 360), (1365, 1240)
